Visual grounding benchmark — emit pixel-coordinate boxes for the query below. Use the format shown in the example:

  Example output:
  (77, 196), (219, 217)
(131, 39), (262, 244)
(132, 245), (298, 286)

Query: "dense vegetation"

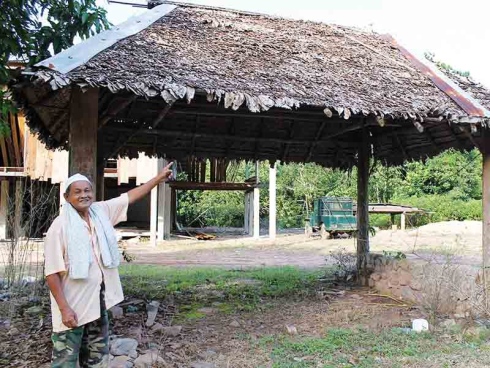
(177, 149), (483, 229)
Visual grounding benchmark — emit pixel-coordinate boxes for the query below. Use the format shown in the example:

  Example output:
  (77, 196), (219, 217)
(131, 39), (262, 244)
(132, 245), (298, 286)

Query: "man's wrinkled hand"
(158, 161), (174, 182)
(60, 306), (78, 329)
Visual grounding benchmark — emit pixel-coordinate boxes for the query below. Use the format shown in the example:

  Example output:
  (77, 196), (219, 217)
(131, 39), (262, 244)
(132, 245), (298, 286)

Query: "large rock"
(151, 323), (182, 337)
(190, 362), (216, 368)
(133, 352), (165, 368)
(110, 306), (124, 319)
(110, 355), (133, 368)
(145, 301), (160, 327)
(110, 338), (138, 357)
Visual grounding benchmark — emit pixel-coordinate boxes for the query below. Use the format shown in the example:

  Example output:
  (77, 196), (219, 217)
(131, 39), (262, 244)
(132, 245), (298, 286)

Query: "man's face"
(64, 180), (94, 212)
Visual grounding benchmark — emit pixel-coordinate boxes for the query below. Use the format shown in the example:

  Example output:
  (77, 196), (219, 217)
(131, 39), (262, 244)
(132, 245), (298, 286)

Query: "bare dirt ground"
(124, 220), (483, 268)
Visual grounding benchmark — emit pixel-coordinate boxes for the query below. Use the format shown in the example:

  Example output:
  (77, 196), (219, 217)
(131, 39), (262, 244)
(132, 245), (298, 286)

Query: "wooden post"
(0, 180), (9, 239)
(96, 133), (105, 201)
(357, 123), (370, 285)
(13, 179), (23, 238)
(482, 132), (490, 309)
(269, 163), (276, 240)
(69, 87), (99, 194)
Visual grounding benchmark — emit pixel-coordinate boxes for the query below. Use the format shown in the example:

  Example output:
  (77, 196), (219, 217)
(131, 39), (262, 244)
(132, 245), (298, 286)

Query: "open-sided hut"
(12, 2), (490, 277)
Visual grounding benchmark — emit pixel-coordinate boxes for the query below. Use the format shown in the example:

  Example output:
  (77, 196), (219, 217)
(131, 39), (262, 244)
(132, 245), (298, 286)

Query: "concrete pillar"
(400, 212), (406, 231)
(0, 180), (8, 240)
(244, 190), (253, 235)
(269, 163), (276, 239)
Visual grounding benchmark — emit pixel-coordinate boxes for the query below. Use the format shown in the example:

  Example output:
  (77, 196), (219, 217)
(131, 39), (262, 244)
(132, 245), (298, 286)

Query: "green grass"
(255, 327), (489, 367)
(119, 265), (324, 309)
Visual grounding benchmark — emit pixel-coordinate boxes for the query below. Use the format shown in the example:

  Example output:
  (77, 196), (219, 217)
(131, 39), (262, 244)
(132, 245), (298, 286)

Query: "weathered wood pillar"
(357, 123), (370, 284)
(0, 180), (9, 239)
(269, 162), (277, 240)
(482, 131), (490, 309)
(96, 133), (105, 201)
(69, 87), (99, 194)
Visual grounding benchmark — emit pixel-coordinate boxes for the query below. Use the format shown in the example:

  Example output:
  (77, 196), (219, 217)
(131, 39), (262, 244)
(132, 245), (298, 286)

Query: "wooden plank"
(69, 87), (99, 188)
(0, 134), (8, 167)
(168, 181), (254, 191)
(210, 158), (216, 182)
(16, 114), (25, 163)
(9, 113), (21, 167)
(357, 124), (370, 285)
(200, 159), (206, 183)
(0, 180), (8, 239)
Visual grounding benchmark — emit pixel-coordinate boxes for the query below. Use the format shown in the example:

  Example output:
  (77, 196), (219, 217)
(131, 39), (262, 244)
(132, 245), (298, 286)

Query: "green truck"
(305, 197), (357, 239)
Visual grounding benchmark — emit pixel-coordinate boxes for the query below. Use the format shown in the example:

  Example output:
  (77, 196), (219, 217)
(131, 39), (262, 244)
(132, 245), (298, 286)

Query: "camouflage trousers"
(51, 284), (109, 368)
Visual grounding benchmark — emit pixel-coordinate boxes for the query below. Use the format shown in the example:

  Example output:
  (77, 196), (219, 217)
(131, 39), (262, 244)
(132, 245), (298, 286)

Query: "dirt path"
(125, 221), (483, 268)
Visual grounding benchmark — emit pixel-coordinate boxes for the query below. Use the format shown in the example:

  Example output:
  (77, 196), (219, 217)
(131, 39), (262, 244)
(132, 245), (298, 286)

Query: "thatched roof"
(13, 2), (490, 169)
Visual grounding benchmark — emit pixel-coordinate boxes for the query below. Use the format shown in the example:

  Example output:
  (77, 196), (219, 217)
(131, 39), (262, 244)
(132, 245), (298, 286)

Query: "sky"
(99, 0), (490, 87)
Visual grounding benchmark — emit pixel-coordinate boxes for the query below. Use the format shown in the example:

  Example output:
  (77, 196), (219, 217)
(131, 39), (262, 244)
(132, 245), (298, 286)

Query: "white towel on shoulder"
(63, 202), (120, 279)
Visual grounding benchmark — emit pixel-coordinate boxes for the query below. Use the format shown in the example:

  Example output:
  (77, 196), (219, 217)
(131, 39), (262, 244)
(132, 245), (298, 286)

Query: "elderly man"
(44, 162), (173, 368)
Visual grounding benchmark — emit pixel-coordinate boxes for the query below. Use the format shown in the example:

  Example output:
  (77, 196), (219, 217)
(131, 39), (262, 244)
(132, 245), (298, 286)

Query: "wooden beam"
(9, 113), (21, 167)
(0, 134), (8, 167)
(17, 114), (25, 164)
(306, 120), (327, 162)
(356, 123), (370, 285)
(69, 87), (99, 187)
(200, 159), (206, 183)
(99, 95), (137, 128)
(110, 123), (366, 145)
(151, 101), (174, 129)
(168, 181), (254, 191)
(281, 120), (295, 162)
(481, 131), (490, 310)
(0, 180), (8, 239)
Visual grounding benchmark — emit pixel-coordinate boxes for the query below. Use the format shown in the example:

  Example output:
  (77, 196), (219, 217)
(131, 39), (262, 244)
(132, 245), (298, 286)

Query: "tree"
(0, 0), (111, 135)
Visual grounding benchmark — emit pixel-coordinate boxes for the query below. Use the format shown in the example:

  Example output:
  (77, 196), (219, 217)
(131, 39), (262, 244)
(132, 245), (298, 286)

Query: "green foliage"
(256, 327), (487, 367)
(424, 52), (471, 77)
(119, 265), (323, 313)
(177, 149), (483, 230)
(0, 0), (111, 134)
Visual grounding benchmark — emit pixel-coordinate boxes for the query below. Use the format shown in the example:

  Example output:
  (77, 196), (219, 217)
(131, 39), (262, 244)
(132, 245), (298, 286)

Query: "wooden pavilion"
(11, 2), (490, 277)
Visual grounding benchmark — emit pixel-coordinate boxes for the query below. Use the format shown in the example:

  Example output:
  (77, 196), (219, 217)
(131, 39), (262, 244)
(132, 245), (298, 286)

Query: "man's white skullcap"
(65, 173), (91, 192)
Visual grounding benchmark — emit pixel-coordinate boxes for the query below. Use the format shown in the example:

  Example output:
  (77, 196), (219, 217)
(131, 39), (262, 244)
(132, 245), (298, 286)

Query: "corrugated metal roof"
(384, 35), (490, 118)
(35, 3), (176, 74)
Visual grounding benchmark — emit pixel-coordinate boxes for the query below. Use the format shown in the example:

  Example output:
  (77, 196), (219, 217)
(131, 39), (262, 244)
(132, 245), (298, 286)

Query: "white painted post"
(401, 212), (406, 231)
(150, 158), (162, 246)
(157, 159), (172, 241)
(253, 187), (260, 239)
(269, 163), (276, 240)
(253, 161), (260, 239)
(0, 180), (8, 240)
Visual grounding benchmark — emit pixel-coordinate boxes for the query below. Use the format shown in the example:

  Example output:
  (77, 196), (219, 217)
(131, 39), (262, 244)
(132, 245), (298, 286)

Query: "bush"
(394, 194), (482, 228)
